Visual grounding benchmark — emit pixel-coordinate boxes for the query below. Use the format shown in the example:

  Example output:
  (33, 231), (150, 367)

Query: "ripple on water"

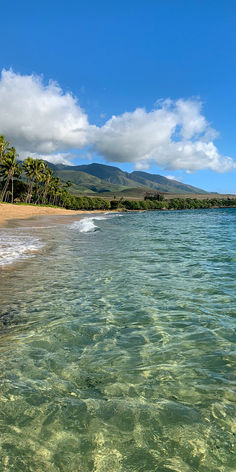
(0, 209), (235, 471)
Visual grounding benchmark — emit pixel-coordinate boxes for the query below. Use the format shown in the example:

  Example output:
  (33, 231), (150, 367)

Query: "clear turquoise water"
(0, 209), (235, 472)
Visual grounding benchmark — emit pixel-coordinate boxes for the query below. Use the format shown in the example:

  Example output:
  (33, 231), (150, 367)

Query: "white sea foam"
(70, 216), (106, 233)
(0, 232), (43, 266)
(70, 214), (123, 233)
(104, 212), (123, 216)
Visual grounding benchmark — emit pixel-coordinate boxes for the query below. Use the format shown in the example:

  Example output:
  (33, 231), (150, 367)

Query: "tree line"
(119, 197), (236, 211)
(0, 136), (110, 210)
(0, 135), (236, 211)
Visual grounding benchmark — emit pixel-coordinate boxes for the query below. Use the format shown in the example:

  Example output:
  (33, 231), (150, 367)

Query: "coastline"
(1, 202), (235, 228)
(0, 203), (112, 268)
(1, 201), (235, 229)
(0, 203), (107, 228)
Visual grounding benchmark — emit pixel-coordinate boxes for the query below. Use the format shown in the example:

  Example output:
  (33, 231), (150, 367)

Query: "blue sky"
(1, 0), (236, 193)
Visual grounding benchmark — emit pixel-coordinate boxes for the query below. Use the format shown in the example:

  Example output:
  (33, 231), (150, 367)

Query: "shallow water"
(0, 209), (235, 471)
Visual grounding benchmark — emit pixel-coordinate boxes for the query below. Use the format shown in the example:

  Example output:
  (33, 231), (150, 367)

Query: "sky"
(1, 0), (236, 193)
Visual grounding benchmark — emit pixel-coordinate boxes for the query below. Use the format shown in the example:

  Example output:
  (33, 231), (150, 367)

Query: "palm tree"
(42, 166), (54, 204)
(0, 135), (10, 165)
(23, 158), (45, 203)
(53, 177), (62, 205)
(33, 159), (45, 204)
(23, 157), (35, 203)
(0, 147), (21, 202)
(48, 176), (62, 205)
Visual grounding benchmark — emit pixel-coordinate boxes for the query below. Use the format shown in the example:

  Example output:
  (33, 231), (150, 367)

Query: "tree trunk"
(42, 183), (49, 205)
(1, 173), (12, 202)
(26, 181), (33, 203)
(11, 174), (14, 203)
(35, 182), (39, 204)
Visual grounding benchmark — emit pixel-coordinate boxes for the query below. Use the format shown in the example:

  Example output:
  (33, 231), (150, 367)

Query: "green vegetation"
(121, 196), (236, 210)
(0, 136), (110, 210)
(0, 144), (21, 203)
(0, 136), (235, 212)
(130, 171), (206, 194)
(45, 161), (207, 196)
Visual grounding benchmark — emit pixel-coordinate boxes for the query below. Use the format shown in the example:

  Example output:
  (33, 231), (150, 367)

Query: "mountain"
(130, 171), (204, 194)
(45, 163), (131, 194)
(75, 163), (143, 187)
(45, 161), (207, 196)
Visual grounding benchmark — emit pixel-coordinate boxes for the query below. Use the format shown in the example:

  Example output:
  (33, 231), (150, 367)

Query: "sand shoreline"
(0, 203), (108, 228)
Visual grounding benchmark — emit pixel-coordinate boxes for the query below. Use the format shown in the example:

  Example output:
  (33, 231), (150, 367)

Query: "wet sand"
(0, 204), (103, 228)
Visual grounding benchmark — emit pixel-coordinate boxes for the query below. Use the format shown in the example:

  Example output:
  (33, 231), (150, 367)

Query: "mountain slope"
(76, 163), (136, 186)
(45, 162), (129, 194)
(130, 171), (205, 194)
(44, 161), (207, 195)
(55, 163), (143, 187)
(53, 169), (127, 194)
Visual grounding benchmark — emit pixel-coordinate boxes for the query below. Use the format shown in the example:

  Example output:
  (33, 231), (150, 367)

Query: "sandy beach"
(0, 203), (87, 227)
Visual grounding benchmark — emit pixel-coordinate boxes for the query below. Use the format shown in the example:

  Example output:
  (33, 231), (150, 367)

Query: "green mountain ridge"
(44, 161), (207, 196)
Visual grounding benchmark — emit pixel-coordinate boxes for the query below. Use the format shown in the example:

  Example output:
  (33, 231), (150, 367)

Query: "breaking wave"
(70, 213), (122, 233)
(0, 232), (44, 266)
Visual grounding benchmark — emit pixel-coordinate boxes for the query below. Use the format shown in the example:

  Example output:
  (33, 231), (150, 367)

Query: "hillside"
(45, 161), (207, 196)
(130, 171), (204, 194)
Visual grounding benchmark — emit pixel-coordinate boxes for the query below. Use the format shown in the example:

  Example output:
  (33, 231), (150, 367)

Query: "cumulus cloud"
(0, 69), (90, 156)
(92, 100), (235, 172)
(18, 151), (75, 166)
(0, 69), (235, 172)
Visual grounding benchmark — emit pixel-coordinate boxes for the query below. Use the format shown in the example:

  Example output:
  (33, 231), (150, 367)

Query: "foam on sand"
(0, 232), (44, 266)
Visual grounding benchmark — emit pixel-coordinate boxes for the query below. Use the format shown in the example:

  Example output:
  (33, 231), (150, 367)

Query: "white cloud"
(92, 100), (236, 172)
(166, 175), (182, 182)
(0, 69), (90, 157)
(18, 151), (74, 166)
(175, 98), (208, 139)
(92, 107), (177, 162)
(0, 69), (235, 172)
(135, 161), (152, 170)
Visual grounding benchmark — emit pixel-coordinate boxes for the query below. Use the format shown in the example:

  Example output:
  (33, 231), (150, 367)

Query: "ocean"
(0, 209), (235, 471)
